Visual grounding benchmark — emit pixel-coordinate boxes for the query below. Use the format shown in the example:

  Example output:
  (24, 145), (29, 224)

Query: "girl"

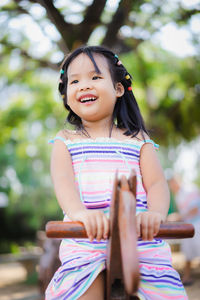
(46, 46), (187, 299)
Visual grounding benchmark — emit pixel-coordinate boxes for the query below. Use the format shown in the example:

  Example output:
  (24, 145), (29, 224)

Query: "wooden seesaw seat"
(46, 171), (194, 300)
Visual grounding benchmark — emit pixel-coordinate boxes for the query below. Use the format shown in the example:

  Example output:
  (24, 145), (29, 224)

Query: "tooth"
(79, 96), (97, 103)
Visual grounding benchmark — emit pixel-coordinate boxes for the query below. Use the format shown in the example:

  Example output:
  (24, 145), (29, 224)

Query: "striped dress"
(45, 137), (187, 300)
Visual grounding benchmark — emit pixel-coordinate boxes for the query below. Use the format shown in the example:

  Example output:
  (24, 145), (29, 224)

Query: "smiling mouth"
(79, 97), (97, 103)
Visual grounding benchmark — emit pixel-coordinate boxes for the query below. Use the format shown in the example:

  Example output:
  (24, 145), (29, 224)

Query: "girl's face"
(66, 53), (124, 125)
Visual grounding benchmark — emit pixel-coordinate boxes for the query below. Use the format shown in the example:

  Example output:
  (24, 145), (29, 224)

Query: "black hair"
(58, 45), (148, 138)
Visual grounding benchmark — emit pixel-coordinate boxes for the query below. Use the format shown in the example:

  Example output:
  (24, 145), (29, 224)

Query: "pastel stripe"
(46, 137), (187, 300)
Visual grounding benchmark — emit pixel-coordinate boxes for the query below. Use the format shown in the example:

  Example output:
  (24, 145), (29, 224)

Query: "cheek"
(66, 85), (71, 96)
(66, 87), (75, 102)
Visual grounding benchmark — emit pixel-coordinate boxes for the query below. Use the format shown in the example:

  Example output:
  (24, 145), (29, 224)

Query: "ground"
(0, 262), (41, 300)
(0, 252), (199, 300)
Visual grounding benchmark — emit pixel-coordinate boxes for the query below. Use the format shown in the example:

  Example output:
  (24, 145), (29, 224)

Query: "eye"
(92, 75), (101, 80)
(71, 79), (78, 84)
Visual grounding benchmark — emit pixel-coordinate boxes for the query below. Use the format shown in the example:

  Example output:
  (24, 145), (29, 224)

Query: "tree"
(1, 0), (199, 67)
(0, 0), (200, 251)
(1, 0), (200, 144)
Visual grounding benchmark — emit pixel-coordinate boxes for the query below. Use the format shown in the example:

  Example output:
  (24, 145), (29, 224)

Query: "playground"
(1, 1), (200, 299)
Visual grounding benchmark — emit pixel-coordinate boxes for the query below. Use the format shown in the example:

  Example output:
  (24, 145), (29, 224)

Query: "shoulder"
(117, 130), (156, 150)
(121, 130), (151, 145)
(50, 129), (76, 150)
(134, 131), (159, 153)
(51, 130), (74, 159)
(56, 129), (77, 140)
(134, 131), (149, 142)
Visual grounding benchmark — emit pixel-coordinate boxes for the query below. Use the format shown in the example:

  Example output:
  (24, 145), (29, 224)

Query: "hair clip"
(61, 94), (65, 99)
(117, 60), (122, 66)
(114, 54), (118, 59)
(60, 69), (64, 75)
(59, 79), (63, 83)
(125, 74), (130, 80)
(128, 86), (132, 91)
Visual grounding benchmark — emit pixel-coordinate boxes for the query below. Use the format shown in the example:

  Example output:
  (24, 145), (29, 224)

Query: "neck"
(80, 119), (115, 138)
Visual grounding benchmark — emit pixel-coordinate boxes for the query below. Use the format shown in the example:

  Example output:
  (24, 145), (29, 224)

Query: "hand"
(72, 209), (109, 242)
(136, 211), (165, 241)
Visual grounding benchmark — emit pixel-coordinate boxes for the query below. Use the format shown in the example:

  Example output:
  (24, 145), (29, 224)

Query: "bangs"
(83, 49), (101, 74)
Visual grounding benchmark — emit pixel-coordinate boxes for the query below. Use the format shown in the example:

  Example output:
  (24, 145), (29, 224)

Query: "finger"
(74, 212), (93, 241)
(103, 215), (109, 239)
(89, 215), (98, 241)
(147, 218), (154, 241)
(83, 218), (94, 241)
(96, 214), (104, 241)
(136, 214), (141, 238)
(153, 217), (161, 237)
(141, 214), (148, 240)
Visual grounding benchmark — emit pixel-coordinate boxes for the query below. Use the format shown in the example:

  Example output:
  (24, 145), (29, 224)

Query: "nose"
(79, 80), (92, 91)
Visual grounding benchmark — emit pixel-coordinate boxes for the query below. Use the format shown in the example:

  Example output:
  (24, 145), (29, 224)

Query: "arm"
(136, 143), (170, 240)
(51, 133), (85, 218)
(50, 131), (109, 241)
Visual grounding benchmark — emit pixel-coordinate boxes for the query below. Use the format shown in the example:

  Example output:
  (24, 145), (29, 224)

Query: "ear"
(115, 82), (124, 98)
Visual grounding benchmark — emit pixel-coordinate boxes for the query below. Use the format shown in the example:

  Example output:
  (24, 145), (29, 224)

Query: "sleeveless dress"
(46, 137), (187, 300)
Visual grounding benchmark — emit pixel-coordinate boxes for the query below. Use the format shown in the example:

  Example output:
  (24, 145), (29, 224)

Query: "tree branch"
(11, 0), (59, 49)
(78, 0), (107, 43)
(177, 8), (200, 22)
(1, 39), (59, 70)
(3, 2), (30, 16)
(102, 0), (132, 48)
(11, 0), (70, 51)
(40, 0), (74, 50)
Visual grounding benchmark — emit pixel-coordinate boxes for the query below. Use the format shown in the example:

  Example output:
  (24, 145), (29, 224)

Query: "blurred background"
(0, 0), (200, 299)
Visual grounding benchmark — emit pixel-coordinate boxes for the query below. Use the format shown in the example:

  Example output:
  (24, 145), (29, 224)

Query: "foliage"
(121, 42), (200, 144)
(0, 0), (199, 142)
(0, 69), (64, 252)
